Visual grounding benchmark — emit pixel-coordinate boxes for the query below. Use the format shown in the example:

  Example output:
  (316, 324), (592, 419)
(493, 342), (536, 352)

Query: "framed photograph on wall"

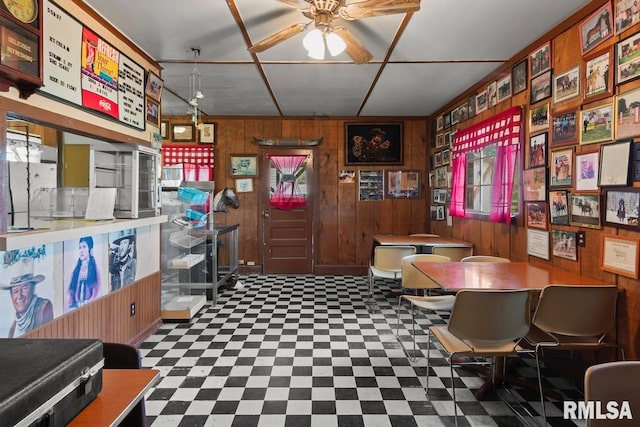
(579, 2), (613, 55)
(526, 202), (548, 230)
(530, 70), (552, 103)
(530, 42), (551, 78)
(583, 47), (612, 102)
(229, 154), (258, 178)
(475, 89), (488, 113)
(386, 170), (421, 199)
(552, 230), (578, 261)
(616, 30), (640, 85)
(235, 178), (253, 193)
(528, 132), (547, 168)
(580, 102), (613, 145)
(615, 0), (640, 34)
(551, 110), (578, 146)
(550, 147), (574, 187)
(199, 123), (215, 144)
(497, 74), (512, 103)
(615, 86), (640, 140)
(512, 58), (528, 95)
(604, 188), (640, 228)
(553, 66), (580, 104)
(345, 123), (403, 165)
(601, 234), (639, 278)
(145, 98), (160, 127)
(451, 106), (460, 125)
(575, 150), (600, 191)
(527, 229), (550, 260)
(530, 103), (549, 134)
(468, 93), (477, 117)
(599, 140), (631, 187)
(487, 81), (497, 107)
(549, 190), (570, 225)
(523, 167), (547, 201)
(171, 123), (195, 142)
(569, 193), (601, 229)
(145, 70), (164, 102)
(160, 121), (169, 139)
(436, 115), (444, 131)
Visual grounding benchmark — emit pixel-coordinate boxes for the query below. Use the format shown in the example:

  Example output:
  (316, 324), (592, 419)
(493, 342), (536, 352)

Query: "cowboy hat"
(111, 229), (136, 245)
(1, 257), (45, 290)
(369, 128), (386, 136)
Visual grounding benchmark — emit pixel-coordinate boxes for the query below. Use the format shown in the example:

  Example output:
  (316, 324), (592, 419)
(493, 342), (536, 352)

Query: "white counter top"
(0, 215), (168, 251)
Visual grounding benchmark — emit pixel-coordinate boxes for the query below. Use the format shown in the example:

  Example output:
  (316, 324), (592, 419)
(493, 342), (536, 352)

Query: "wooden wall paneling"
(241, 119), (261, 267)
(355, 189), (376, 266)
(281, 119), (300, 139)
(317, 120), (339, 267)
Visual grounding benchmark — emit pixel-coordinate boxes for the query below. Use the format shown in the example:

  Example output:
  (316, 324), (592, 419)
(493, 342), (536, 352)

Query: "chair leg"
(450, 354), (458, 427)
(534, 346), (547, 423)
(425, 329), (432, 393)
(395, 296), (403, 338)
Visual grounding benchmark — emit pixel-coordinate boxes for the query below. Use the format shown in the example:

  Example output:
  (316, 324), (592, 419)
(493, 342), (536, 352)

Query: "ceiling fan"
(247, 0), (420, 64)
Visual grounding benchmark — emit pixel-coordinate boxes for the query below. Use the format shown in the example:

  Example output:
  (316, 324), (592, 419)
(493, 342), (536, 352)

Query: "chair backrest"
(432, 246), (473, 262)
(401, 254), (451, 290)
(448, 289), (531, 344)
(585, 361), (640, 427)
(461, 255), (511, 263)
(372, 245), (416, 272)
(409, 233), (439, 237)
(532, 285), (618, 337)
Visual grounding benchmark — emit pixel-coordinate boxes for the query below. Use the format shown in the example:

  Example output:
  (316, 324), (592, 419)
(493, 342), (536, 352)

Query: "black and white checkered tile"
(140, 275), (584, 427)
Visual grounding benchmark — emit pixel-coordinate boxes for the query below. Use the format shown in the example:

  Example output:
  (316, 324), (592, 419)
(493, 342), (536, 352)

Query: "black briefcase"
(0, 338), (103, 427)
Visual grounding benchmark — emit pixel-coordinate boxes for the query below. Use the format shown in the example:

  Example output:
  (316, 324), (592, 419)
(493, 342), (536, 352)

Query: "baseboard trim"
(314, 265), (367, 276)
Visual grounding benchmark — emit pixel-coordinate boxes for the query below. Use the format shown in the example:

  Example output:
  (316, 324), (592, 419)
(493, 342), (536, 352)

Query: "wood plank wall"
(22, 273), (162, 346)
(430, 0), (640, 361)
(162, 116), (429, 275)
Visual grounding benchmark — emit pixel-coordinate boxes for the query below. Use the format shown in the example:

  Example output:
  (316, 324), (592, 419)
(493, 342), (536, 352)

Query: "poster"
(81, 27), (119, 120)
(118, 55), (145, 129)
(63, 235), (108, 313)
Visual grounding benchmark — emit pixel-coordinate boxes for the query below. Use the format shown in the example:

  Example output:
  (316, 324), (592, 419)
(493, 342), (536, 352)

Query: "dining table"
(411, 260), (609, 399)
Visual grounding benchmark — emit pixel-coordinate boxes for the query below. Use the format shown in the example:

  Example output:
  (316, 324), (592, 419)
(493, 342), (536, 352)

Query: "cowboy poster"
(63, 235), (108, 313)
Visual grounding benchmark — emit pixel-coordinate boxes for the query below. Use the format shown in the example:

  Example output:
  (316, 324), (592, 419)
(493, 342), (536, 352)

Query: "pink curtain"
(268, 154), (308, 210)
(449, 106), (522, 223)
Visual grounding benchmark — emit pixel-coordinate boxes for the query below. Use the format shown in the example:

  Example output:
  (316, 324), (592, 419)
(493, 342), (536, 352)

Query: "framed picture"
(601, 234), (639, 278)
(583, 47), (612, 102)
(235, 178), (253, 193)
(171, 123), (195, 142)
(447, 131), (456, 148)
(569, 193), (601, 229)
(436, 133), (444, 148)
(633, 141), (640, 182)
(451, 106), (460, 125)
(551, 110), (578, 146)
(580, 102), (613, 145)
(530, 70), (552, 104)
(553, 66), (580, 104)
(530, 42), (551, 78)
(345, 123), (403, 165)
(442, 149), (450, 165)
(433, 153), (441, 167)
(579, 2), (614, 55)
(527, 229), (550, 260)
(229, 154), (258, 178)
(459, 102), (469, 122)
(528, 132), (547, 169)
(199, 123), (215, 144)
(145, 70), (164, 102)
(604, 188), (640, 228)
(549, 190), (570, 225)
(359, 170), (384, 201)
(575, 150), (600, 191)
(497, 74), (512, 103)
(616, 30), (640, 85)
(468, 94), (477, 117)
(526, 202), (548, 230)
(487, 81), (497, 107)
(552, 230), (578, 261)
(523, 167), (547, 201)
(386, 170), (421, 199)
(530, 103), (549, 134)
(145, 98), (159, 127)
(475, 89), (488, 113)
(599, 140), (632, 186)
(512, 59), (528, 95)
(615, 0), (640, 34)
(615, 86), (640, 140)
(444, 112), (451, 129)
(436, 115), (444, 131)
(551, 147), (574, 187)
(435, 167), (447, 188)
(160, 120), (169, 140)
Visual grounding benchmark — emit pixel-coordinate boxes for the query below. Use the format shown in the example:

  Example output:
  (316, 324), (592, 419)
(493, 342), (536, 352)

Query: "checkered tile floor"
(140, 275), (585, 427)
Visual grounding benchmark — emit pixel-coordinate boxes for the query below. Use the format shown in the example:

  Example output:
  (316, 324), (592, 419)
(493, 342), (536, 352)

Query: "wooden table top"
(412, 261), (608, 291)
(373, 234), (473, 247)
(69, 369), (159, 427)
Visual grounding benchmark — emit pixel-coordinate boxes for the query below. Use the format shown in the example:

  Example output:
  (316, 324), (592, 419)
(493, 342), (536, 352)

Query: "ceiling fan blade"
(340, 0), (420, 20)
(248, 23), (306, 53)
(275, 0), (313, 11)
(333, 27), (373, 64)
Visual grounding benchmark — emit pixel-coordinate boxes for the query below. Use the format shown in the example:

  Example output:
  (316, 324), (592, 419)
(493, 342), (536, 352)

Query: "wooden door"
(260, 149), (314, 274)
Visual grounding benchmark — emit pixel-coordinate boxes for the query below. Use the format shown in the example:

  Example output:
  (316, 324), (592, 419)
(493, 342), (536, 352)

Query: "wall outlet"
(130, 302), (136, 317)
(238, 259), (245, 265)
(247, 261), (255, 266)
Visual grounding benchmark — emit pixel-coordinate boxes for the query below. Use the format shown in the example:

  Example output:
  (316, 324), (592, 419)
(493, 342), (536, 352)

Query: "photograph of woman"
(67, 236), (102, 310)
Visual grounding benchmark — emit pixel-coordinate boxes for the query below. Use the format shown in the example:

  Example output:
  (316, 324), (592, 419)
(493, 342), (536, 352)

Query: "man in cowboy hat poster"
(109, 229), (137, 291)
(346, 124), (402, 164)
(1, 256), (54, 338)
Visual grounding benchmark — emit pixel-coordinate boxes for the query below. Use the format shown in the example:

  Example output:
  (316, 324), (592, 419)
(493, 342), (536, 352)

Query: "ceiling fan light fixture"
(326, 31), (345, 56)
(307, 43), (325, 60)
(303, 28), (323, 52)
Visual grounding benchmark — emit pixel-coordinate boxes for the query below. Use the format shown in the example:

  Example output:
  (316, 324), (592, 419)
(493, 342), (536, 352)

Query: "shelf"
(169, 231), (206, 249)
(167, 253), (205, 269)
(161, 294), (207, 320)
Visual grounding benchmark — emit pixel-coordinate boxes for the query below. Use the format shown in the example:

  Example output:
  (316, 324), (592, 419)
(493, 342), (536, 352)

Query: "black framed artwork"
(345, 123), (403, 165)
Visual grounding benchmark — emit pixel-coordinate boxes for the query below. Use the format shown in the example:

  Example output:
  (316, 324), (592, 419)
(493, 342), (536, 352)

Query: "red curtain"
(268, 154), (307, 210)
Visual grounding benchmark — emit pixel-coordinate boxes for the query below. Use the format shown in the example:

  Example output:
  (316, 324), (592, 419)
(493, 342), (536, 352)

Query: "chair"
(524, 285), (619, 422)
(431, 246), (473, 261)
(368, 245), (416, 299)
(396, 254), (454, 360)
(426, 289), (532, 426)
(103, 342), (147, 427)
(461, 255), (511, 263)
(584, 361), (640, 427)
